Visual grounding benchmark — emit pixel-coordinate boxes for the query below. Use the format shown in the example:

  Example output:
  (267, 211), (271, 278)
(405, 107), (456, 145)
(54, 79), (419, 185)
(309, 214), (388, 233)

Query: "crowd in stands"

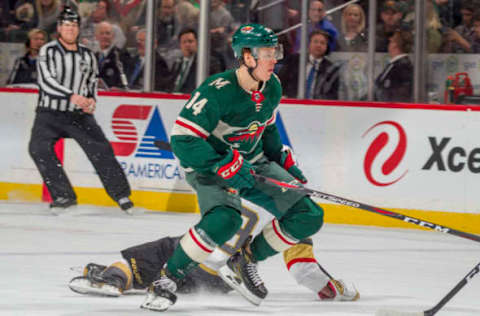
(2, 0), (480, 103)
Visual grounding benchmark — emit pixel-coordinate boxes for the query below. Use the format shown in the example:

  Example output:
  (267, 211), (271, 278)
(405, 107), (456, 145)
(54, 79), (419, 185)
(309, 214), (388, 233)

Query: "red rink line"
(1, 87), (480, 111)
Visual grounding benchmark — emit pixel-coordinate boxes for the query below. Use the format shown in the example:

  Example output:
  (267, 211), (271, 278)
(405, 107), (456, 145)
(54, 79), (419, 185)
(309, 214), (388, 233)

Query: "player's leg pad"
(318, 279), (360, 301)
(218, 236), (267, 306)
(141, 265), (178, 312)
(280, 197), (324, 240)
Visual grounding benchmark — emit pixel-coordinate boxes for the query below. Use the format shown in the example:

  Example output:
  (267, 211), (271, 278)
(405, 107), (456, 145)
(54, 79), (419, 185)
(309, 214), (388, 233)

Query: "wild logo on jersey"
(225, 120), (267, 152)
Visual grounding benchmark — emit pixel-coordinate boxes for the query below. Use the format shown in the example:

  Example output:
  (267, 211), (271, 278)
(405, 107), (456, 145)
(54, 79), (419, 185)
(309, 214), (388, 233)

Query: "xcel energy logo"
(362, 121), (408, 186)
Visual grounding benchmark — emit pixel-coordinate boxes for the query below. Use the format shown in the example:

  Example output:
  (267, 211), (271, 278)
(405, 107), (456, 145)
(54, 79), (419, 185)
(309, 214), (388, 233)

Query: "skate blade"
(123, 207), (134, 215)
(140, 292), (173, 311)
(218, 265), (263, 306)
(375, 309), (424, 316)
(69, 277), (121, 297)
(50, 205), (77, 216)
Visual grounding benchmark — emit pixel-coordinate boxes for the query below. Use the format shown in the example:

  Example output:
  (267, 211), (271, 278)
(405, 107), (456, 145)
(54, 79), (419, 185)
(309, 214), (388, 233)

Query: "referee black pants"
(28, 110), (131, 203)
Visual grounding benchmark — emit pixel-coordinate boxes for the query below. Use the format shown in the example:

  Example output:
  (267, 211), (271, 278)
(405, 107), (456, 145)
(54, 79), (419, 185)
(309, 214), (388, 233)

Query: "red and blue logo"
(362, 121), (408, 186)
(110, 105), (174, 160)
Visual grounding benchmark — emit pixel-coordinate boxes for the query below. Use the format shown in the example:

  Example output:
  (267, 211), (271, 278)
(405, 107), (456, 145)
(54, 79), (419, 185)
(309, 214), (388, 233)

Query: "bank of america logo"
(110, 105), (174, 159)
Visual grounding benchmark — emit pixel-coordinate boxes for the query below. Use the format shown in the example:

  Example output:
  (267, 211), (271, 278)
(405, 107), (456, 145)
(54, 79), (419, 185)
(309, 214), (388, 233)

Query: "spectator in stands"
(5, 1), (37, 42)
(110, 0), (146, 47)
(6, 28), (47, 85)
(175, 0), (199, 30)
(156, 0), (179, 53)
(337, 3), (367, 52)
(0, 2), (13, 30)
(209, 0), (234, 69)
(126, 28), (171, 91)
(375, 29), (413, 102)
(95, 21), (130, 89)
(470, 10), (480, 53)
(293, 0), (338, 53)
(426, 0), (444, 53)
(80, 0), (126, 50)
(279, 30), (340, 100)
(376, 0), (410, 52)
(443, 0), (474, 53)
(35, 0), (62, 34)
(168, 28), (223, 94)
(433, 0), (454, 28)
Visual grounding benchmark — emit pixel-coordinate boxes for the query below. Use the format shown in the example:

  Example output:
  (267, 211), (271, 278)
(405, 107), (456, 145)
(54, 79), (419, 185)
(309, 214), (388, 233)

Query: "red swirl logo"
(362, 121), (408, 186)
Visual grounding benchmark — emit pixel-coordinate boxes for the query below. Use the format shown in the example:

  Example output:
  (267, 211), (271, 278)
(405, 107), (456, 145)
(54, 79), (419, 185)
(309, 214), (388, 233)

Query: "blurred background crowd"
(2, 0), (480, 104)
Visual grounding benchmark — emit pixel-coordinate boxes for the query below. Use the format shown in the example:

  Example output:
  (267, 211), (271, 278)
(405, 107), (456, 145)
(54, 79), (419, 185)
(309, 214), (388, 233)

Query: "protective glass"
(253, 45), (284, 61)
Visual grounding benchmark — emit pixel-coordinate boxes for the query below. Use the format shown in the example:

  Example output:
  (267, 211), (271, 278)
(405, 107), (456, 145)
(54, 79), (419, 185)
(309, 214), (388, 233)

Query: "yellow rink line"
(2, 182), (479, 235)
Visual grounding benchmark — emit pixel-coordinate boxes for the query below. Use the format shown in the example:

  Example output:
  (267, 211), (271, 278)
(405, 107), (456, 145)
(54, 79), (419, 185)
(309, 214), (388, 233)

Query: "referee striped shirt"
(36, 40), (98, 112)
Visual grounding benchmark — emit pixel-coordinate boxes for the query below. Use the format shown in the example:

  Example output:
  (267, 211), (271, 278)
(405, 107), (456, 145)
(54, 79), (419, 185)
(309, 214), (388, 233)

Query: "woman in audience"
(337, 3), (367, 52)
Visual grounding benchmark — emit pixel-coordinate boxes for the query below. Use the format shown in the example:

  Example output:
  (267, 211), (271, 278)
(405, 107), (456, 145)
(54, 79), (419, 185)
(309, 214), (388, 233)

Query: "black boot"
(218, 236), (268, 305)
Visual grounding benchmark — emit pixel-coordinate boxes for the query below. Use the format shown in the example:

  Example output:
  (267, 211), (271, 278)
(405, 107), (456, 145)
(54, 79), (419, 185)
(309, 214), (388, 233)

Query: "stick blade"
(376, 309), (425, 316)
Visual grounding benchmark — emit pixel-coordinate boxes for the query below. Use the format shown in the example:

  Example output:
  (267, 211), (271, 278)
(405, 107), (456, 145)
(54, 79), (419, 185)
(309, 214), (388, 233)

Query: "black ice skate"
(218, 236), (268, 305)
(49, 197), (77, 215)
(141, 265), (178, 312)
(68, 263), (126, 297)
(117, 197), (134, 215)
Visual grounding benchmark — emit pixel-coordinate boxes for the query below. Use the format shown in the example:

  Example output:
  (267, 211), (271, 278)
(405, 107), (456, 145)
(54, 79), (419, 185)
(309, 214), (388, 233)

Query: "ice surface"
(1, 202), (479, 316)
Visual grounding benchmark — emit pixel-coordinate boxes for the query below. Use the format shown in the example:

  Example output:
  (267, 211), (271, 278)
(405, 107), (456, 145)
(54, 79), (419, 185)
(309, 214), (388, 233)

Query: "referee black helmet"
(57, 6), (80, 26)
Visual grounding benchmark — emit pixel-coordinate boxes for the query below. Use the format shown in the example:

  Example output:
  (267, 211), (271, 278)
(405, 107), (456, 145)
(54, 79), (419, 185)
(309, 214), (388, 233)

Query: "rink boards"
(1, 88), (479, 233)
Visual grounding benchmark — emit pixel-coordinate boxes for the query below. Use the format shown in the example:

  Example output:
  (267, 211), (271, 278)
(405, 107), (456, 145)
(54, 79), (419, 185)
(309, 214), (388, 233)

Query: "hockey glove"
(279, 146), (307, 184)
(213, 149), (255, 191)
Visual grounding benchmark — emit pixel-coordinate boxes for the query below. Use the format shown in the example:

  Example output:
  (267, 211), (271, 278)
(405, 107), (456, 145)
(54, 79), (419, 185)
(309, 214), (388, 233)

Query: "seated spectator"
(80, 0), (126, 50)
(5, 1), (37, 42)
(175, 0), (199, 30)
(425, 0), (444, 53)
(443, 0), (474, 53)
(376, 0), (410, 52)
(470, 11), (480, 53)
(293, 0), (338, 53)
(279, 30), (340, 100)
(109, 0), (146, 48)
(35, 0), (62, 34)
(168, 28), (224, 94)
(6, 28), (47, 85)
(126, 28), (171, 91)
(156, 0), (179, 53)
(375, 29), (413, 102)
(0, 2), (13, 34)
(210, 0), (234, 68)
(95, 21), (130, 89)
(433, 0), (454, 28)
(337, 3), (367, 52)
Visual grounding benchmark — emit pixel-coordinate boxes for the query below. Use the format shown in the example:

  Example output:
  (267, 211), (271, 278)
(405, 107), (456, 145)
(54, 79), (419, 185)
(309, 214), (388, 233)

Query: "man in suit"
(279, 30), (340, 100)
(374, 29), (413, 102)
(95, 21), (130, 89)
(126, 28), (171, 91)
(169, 28), (224, 94)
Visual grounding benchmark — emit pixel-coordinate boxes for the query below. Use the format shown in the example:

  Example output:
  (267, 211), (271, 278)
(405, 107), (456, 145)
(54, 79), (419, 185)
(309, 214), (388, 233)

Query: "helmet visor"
(253, 45), (283, 61)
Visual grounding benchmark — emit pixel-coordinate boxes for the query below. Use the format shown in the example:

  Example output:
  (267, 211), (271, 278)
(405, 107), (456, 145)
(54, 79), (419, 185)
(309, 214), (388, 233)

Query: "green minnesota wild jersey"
(171, 69), (284, 173)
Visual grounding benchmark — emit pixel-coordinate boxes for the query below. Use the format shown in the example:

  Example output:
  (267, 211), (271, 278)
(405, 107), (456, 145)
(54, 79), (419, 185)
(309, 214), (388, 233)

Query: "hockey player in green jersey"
(141, 23), (325, 312)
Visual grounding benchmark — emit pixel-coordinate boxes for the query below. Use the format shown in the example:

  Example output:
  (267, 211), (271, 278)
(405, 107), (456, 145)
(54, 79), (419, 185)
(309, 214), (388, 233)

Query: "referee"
(28, 7), (134, 214)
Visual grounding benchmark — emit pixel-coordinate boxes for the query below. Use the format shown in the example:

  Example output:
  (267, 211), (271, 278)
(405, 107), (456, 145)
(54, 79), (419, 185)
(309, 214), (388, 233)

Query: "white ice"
(1, 202), (479, 316)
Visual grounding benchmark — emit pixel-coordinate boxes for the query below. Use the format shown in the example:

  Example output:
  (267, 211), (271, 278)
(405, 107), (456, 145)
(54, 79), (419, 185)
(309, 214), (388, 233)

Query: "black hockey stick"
(252, 174), (480, 243)
(375, 260), (480, 316)
(154, 139), (480, 243)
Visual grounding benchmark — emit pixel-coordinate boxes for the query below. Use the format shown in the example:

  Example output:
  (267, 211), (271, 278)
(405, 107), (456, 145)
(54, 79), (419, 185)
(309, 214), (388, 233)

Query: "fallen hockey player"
(69, 206), (359, 303)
